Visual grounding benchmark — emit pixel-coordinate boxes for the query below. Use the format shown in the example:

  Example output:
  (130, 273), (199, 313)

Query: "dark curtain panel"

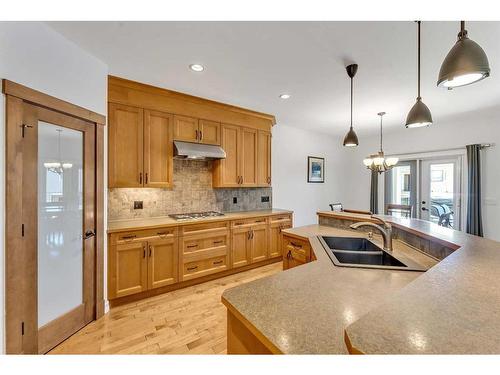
(370, 170), (378, 214)
(466, 144), (483, 237)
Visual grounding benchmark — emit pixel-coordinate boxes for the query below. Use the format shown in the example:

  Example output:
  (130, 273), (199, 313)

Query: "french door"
(420, 157), (462, 229)
(5, 80), (104, 355)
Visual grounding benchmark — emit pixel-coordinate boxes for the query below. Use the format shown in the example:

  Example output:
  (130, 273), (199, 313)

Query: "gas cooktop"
(168, 211), (225, 221)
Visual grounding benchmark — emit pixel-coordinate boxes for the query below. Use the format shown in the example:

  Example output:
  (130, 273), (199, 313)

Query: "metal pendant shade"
(343, 63), (359, 147)
(406, 21), (433, 129)
(437, 21), (490, 89)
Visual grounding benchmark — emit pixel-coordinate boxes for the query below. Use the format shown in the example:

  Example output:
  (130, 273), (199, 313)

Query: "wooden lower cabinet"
(282, 234), (313, 270)
(108, 212), (293, 302)
(113, 241), (148, 298)
(148, 237), (178, 289)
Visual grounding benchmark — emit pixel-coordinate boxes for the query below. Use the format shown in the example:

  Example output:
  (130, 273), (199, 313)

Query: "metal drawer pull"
(145, 173), (148, 184)
(256, 220), (265, 223)
(139, 173), (142, 184)
(187, 265), (198, 271)
(213, 240), (224, 245)
(213, 260), (224, 265)
(157, 231), (169, 237)
(149, 245), (152, 257)
(122, 234), (137, 240)
(287, 250), (292, 259)
(187, 244), (198, 248)
(290, 242), (302, 248)
(143, 247), (146, 258)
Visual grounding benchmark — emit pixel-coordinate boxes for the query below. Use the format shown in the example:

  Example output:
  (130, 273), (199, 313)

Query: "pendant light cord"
(417, 20), (421, 99)
(379, 115), (383, 152)
(350, 76), (353, 129)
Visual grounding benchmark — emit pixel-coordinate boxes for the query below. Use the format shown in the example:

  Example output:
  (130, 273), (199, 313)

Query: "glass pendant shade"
(343, 127), (359, 147)
(438, 22), (490, 89)
(405, 97), (433, 128)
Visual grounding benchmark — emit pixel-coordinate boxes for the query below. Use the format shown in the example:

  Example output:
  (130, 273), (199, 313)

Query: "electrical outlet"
(261, 196), (270, 203)
(233, 197), (238, 204)
(134, 201), (143, 209)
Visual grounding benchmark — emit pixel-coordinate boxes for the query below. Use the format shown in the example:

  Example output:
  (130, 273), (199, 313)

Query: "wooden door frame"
(3, 80), (106, 354)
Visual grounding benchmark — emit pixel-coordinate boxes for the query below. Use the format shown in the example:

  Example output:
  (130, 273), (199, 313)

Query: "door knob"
(421, 207), (428, 211)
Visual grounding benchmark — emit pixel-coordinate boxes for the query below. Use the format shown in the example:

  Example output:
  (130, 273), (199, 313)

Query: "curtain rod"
(389, 143), (493, 157)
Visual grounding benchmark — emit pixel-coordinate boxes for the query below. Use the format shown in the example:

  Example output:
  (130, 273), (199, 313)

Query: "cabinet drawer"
(231, 217), (268, 228)
(182, 234), (228, 254)
(282, 235), (311, 263)
(270, 214), (292, 224)
(114, 227), (177, 244)
(180, 221), (229, 237)
(182, 255), (228, 281)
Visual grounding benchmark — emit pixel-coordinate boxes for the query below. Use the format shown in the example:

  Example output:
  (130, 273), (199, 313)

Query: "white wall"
(272, 125), (349, 226)
(342, 106), (500, 241)
(0, 21), (108, 353)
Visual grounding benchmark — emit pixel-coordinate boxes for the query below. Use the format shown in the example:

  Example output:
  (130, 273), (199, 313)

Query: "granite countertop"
(221, 224), (438, 354)
(107, 208), (293, 233)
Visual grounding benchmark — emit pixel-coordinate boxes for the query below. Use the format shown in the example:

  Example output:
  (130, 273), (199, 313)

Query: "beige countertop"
(107, 208), (293, 233)
(221, 224), (437, 354)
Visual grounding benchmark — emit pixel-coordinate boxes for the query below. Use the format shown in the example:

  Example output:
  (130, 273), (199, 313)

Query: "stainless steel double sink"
(318, 236), (425, 272)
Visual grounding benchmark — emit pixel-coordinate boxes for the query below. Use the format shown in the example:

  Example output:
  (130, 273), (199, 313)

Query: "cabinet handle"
(256, 220), (265, 223)
(149, 245), (152, 257)
(247, 231), (251, 240)
(139, 172), (143, 184)
(199, 130), (203, 141)
(145, 173), (148, 184)
(213, 240), (223, 245)
(267, 176), (271, 184)
(290, 242), (302, 248)
(213, 260), (223, 265)
(279, 227), (282, 233)
(187, 265), (198, 271)
(157, 231), (169, 237)
(143, 247), (146, 258)
(187, 244), (198, 248)
(195, 129), (199, 141)
(287, 250), (292, 259)
(122, 234), (136, 240)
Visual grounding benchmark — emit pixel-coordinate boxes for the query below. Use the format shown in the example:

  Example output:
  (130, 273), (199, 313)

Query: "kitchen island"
(221, 212), (500, 354)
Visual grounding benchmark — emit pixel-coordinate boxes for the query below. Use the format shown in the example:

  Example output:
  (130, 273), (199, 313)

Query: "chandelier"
(44, 128), (73, 174)
(363, 112), (398, 173)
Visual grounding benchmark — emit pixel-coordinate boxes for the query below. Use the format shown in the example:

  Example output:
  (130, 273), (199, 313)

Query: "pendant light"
(363, 112), (398, 173)
(437, 21), (490, 89)
(44, 129), (73, 174)
(343, 64), (359, 147)
(406, 21), (433, 129)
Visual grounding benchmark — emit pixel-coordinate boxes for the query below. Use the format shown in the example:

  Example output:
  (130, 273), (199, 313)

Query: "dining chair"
(385, 204), (412, 218)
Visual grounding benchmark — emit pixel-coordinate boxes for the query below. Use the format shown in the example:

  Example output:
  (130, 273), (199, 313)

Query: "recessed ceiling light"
(279, 94), (291, 99)
(189, 64), (204, 72)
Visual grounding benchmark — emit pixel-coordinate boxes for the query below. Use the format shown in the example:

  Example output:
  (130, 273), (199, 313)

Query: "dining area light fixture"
(343, 63), (359, 147)
(363, 112), (398, 173)
(437, 21), (490, 89)
(406, 21), (433, 129)
(43, 129), (73, 174)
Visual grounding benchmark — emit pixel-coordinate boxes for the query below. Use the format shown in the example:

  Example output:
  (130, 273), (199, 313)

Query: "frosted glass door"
(38, 121), (83, 328)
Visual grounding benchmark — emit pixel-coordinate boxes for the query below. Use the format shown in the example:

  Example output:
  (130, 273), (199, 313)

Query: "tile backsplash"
(108, 159), (272, 220)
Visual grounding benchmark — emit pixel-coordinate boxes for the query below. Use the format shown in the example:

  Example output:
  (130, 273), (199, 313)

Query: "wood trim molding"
(108, 75), (276, 130)
(2, 79), (106, 125)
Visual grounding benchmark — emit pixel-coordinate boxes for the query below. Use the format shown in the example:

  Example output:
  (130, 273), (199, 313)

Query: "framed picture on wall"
(307, 156), (325, 183)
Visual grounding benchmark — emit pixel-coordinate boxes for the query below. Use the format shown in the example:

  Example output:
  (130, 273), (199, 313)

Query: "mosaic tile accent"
(108, 159), (272, 220)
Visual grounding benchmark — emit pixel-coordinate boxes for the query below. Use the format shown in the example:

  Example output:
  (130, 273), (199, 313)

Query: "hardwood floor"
(48, 262), (282, 354)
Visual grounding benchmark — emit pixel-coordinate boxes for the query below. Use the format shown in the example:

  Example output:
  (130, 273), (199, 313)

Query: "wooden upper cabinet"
(213, 124), (241, 187)
(173, 115), (199, 143)
(240, 127), (258, 187)
(147, 237), (178, 290)
(257, 130), (271, 186)
(199, 119), (221, 145)
(144, 110), (173, 188)
(108, 103), (144, 188)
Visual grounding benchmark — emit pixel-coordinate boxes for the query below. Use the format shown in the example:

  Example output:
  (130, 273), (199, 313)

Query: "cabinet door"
(112, 241), (148, 298)
(257, 130), (272, 186)
(240, 127), (258, 187)
(199, 119), (221, 145)
(148, 237), (178, 290)
(173, 115), (199, 143)
(108, 103), (144, 187)
(213, 124), (241, 187)
(269, 224), (281, 258)
(250, 224), (268, 263)
(231, 228), (251, 268)
(144, 110), (173, 188)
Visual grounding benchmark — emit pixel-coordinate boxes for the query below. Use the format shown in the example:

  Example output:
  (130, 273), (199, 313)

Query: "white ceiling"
(48, 21), (500, 136)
